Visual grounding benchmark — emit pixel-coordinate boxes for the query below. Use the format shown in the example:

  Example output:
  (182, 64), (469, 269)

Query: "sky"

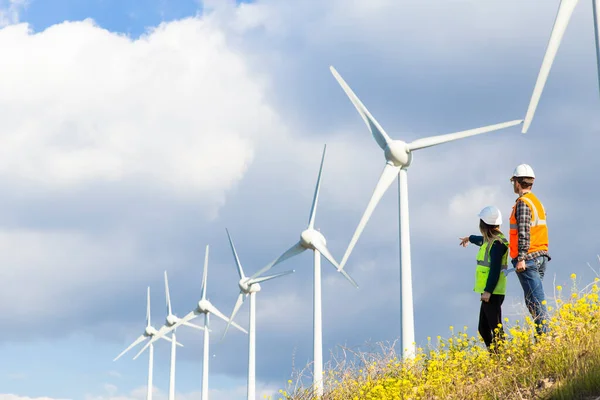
(0, 0), (599, 399)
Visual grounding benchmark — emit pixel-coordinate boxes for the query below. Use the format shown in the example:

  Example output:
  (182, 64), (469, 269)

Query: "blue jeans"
(512, 256), (550, 336)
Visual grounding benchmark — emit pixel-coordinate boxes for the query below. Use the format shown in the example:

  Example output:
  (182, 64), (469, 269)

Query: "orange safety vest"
(509, 192), (548, 259)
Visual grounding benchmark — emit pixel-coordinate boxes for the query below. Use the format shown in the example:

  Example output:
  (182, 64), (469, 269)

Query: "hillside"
(277, 274), (600, 400)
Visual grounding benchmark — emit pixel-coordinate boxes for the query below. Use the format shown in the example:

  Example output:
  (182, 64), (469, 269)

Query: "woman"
(459, 205), (509, 352)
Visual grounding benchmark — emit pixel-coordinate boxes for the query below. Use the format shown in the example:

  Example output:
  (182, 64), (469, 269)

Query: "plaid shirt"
(514, 195), (550, 262)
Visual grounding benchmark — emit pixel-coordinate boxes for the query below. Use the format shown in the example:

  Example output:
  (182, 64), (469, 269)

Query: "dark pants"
(478, 294), (505, 350)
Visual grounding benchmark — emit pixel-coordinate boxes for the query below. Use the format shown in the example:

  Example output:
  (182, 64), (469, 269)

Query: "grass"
(273, 273), (600, 400)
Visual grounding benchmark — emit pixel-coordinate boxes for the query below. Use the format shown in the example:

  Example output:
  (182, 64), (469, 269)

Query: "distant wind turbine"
(134, 245), (248, 400)
(251, 144), (359, 398)
(222, 228), (295, 400)
(113, 287), (183, 400)
(132, 272), (206, 400)
(522, 0), (600, 133)
(329, 65), (522, 359)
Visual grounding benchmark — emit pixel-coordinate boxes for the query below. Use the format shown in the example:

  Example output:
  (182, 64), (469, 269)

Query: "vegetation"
(274, 273), (600, 400)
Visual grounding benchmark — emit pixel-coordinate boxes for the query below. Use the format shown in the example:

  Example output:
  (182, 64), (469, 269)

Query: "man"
(509, 164), (551, 336)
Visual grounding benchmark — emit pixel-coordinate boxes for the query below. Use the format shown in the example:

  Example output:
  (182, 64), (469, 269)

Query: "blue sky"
(0, 0), (599, 399)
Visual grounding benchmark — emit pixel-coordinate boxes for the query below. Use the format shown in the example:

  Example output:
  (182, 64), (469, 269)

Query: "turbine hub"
(301, 229), (326, 249)
(248, 282), (261, 293)
(198, 299), (211, 313)
(238, 278), (251, 293)
(166, 315), (178, 326)
(145, 326), (155, 336)
(384, 140), (411, 167)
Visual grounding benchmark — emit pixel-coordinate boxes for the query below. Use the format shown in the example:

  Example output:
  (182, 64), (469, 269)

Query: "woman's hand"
(481, 292), (491, 302)
(459, 236), (470, 247)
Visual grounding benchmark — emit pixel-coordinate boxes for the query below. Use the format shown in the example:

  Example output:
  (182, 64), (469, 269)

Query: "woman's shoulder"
(492, 237), (508, 250)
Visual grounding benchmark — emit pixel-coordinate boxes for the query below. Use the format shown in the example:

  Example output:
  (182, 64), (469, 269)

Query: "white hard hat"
(478, 205), (502, 226)
(511, 164), (535, 179)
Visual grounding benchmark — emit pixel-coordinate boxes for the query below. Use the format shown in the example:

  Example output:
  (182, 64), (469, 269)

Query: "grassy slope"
(277, 275), (600, 400)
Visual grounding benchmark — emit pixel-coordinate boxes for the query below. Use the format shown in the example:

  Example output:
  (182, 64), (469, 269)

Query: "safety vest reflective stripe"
(476, 240), (509, 269)
(519, 196), (547, 227)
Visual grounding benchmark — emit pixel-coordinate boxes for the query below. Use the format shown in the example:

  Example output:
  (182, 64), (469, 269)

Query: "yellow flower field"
(275, 274), (600, 400)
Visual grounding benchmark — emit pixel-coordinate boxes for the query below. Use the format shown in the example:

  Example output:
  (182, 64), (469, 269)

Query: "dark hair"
(514, 177), (534, 189)
(479, 219), (502, 243)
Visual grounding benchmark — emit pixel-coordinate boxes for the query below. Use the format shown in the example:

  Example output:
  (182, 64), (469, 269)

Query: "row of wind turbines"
(113, 1), (600, 398)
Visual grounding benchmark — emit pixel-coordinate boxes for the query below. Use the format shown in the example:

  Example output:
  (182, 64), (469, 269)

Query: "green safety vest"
(473, 234), (509, 295)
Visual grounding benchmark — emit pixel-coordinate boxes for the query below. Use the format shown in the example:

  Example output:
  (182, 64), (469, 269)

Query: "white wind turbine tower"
(250, 144), (359, 398)
(329, 65), (523, 359)
(113, 287), (183, 400)
(522, 0), (600, 133)
(135, 245), (248, 400)
(221, 229), (295, 400)
(131, 271), (207, 400)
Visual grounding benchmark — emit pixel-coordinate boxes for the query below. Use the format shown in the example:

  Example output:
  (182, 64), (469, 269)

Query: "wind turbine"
(134, 245), (248, 400)
(329, 65), (523, 359)
(249, 144), (359, 398)
(522, 0), (600, 133)
(221, 229), (295, 400)
(132, 272), (207, 400)
(113, 287), (183, 400)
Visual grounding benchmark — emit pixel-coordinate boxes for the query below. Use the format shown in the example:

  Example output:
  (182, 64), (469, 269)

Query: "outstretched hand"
(459, 236), (470, 247)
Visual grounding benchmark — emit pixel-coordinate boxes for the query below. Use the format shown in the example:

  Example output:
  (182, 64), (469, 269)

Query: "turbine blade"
(313, 242), (359, 289)
(146, 286), (151, 327)
(250, 269), (295, 284)
(522, 0), (579, 133)
(113, 334), (147, 361)
(222, 292), (246, 340)
(226, 229), (246, 280)
(201, 245), (209, 300)
(182, 321), (208, 332)
(164, 271), (172, 316)
(133, 311), (198, 359)
(206, 302), (248, 334)
(133, 338), (178, 361)
(250, 242), (305, 280)
(339, 163), (400, 270)
(338, 267), (360, 289)
(312, 240), (340, 269)
(594, 0), (600, 96)
(407, 120), (522, 151)
(308, 144), (326, 230)
(330, 66), (392, 150)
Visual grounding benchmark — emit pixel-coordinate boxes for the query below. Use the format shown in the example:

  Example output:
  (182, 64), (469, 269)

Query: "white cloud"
(0, 228), (141, 320)
(0, 395), (69, 400)
(84, 382), (279, 400)
(0, 17), (281, 205)
(0, 0), (27, 27)
(0, 13), (293, 326)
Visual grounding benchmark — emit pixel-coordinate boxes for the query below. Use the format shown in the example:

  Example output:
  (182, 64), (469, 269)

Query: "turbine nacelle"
(384, 140), (411, 167)
(145, 326), (157, 337)
(166, 314), (179, 326)
(301, 229), (326, 250)
(238, 277), (261, 294)
(197, 299), (211, 313)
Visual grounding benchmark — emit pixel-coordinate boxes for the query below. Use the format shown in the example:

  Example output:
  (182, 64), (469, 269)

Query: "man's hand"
(516, 260), (526, 272)
(459, 237), (470, 247)
(481, 292), (491, 302)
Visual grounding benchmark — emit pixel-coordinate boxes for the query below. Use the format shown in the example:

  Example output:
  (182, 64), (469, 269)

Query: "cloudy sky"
(0, 0), (599, 399)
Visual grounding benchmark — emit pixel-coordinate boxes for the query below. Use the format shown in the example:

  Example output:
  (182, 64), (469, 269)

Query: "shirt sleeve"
(515, 200), (531, 260)
(469, 235), (484, 246)
(484, 240), (508, 293)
